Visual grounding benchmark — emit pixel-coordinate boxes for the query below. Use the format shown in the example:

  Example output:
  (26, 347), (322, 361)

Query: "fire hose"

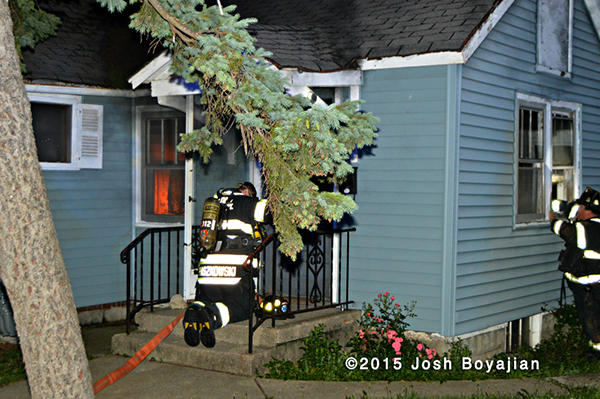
(93, 311), (185, 394)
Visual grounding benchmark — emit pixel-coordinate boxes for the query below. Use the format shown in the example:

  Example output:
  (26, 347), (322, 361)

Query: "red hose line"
(93, 311), (185, 395)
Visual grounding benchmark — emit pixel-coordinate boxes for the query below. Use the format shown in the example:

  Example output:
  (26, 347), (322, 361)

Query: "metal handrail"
(120, 226), (186, 334)
(120, 226), (184, 264)
(121, 226), (356, 349)
(246, 227), (356, 353)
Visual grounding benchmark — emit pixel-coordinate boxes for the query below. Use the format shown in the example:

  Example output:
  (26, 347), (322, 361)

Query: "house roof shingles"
(22, 0), (501, 87)
(22, 0), (155, 89)
(228, 0), (500, 71)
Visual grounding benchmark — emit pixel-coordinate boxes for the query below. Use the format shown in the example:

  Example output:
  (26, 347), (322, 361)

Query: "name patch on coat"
(199, 265), (238, 278)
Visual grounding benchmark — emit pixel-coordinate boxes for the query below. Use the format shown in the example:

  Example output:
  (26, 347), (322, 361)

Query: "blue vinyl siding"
(455, 0), (600, 334)
(43, 95), (134, 308)
(351, 66), (450, 333)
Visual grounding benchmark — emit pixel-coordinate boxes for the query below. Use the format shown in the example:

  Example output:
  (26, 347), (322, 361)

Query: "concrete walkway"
(1, 323), (600, 398)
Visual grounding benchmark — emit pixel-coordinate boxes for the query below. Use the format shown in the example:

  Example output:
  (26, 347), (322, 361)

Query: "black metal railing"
(121, 226), (355, 350)
(120, 226), (189, 334)
(247, 228), (355, 353)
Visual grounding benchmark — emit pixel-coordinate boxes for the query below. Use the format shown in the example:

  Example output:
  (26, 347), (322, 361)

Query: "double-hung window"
(516, 93), (580, 224)
(28, 93), (103, 170)
(140, 110), (186, 224)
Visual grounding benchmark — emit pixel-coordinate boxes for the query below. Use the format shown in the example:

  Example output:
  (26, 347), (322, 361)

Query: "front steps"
(111, 307), (361, 376)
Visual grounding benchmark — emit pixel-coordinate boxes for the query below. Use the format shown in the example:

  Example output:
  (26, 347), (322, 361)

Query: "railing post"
(248, 268), (254, 354)
(125, 251), (131, 334)
(150, 233), (155, 312)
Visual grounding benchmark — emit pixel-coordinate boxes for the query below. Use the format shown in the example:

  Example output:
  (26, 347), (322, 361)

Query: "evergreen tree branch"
(144, 0), (219, 39)
(100, 0), (379, 258)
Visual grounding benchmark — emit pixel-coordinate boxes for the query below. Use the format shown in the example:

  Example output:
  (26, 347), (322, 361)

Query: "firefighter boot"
(198, 307), (216, 348)
(183, 304), (202, 347)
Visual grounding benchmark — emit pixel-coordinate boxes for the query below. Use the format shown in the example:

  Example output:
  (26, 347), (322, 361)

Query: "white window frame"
(537, 0), (574, 78)
(515, 93), (581, 227)
(134, 105), (186, 227)
(28, 93), (103, 171)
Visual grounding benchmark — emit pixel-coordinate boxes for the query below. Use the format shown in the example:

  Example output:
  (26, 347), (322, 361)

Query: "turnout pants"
(567, 278), (600, 346)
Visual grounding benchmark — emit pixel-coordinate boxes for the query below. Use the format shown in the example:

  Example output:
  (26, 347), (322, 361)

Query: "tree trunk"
(0, 0), (94, 397)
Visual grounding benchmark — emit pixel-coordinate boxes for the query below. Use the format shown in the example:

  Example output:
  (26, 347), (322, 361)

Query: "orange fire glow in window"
(153, 170), (184, 216)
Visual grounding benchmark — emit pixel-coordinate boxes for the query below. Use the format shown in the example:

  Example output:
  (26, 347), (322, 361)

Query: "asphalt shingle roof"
(22, 0), (155, 89)
(22, 0), (502, 86)
(227, 0), (501, 71)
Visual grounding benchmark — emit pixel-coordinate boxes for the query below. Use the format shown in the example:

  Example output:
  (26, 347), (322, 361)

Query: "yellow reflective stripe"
(254, 200), (268, 222)
(565, 272), (600, 285)
(201, 254), (255, 266)
(569, 204), (580, 219)
(221, 219), (253, 234)
(584, 250), (600, 260)
(215, 302), (229, 327)
(197, 277), (241, 285)
(577, 223), (587, 249)
(551, 200), (562, 213)
(552, 220), (563, 235)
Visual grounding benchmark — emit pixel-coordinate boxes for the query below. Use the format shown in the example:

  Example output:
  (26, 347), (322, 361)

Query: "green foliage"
(0, 345), (26, 387)
(264, 324), (349, 381)
(499, 303), (600, 378)
(262, 296), (600, 383)
(9, 0), (61, 72)
(264, 293), (476, 382)
(98, 0), (378, 258)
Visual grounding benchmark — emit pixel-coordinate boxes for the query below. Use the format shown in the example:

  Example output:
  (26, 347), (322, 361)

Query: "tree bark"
(0, 0), (94, 397)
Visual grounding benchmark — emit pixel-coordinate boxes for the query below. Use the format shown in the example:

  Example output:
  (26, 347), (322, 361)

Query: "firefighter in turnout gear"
(183, 182), (270, 348)
(550, 186), (600, 361)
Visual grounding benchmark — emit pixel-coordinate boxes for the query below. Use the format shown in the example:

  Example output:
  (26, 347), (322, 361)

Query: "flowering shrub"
(263, 294), (600, 381)
(263, 292), (529, 382)
(345, 292), (452, 381)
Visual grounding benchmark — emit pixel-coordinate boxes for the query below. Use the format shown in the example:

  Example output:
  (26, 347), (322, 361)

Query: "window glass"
(145, 169), (185, 216)
(552, 112), (575, 202)
(143, 114), (186, 223)
(31, 102), (72, 163)
(552, 114), (574, 167)
(516, 97), (578, 224)
(517, 108), (544, 221)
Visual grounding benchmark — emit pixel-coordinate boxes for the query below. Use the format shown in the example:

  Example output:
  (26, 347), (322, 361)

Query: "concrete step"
(112, 331), (273, 376)
(112, 307), (361, 376)
(134, 307), (360, 347)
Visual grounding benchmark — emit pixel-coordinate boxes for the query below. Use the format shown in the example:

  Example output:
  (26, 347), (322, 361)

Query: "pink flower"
(377, 317), (383, 323)
(432, 349), (436, 356)
(416, 343), (423, 351)
(384, 291), (389, 296)
(395, 303), (400, 307)
(391, 296), (395, 300)
(386, 330), (397, 340)
(425, 348), (435, 360)
(392, 338), (402, 355)
(359, 329), (365, 339)
(366, 312), (371, 317)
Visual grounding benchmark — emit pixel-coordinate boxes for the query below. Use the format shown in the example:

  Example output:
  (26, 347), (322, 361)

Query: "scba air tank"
(199, 197), (221, 253)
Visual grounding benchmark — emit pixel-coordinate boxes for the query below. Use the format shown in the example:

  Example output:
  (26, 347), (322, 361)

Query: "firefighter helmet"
(577, 187), (600, 215)
(259, 295), (288, 315)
